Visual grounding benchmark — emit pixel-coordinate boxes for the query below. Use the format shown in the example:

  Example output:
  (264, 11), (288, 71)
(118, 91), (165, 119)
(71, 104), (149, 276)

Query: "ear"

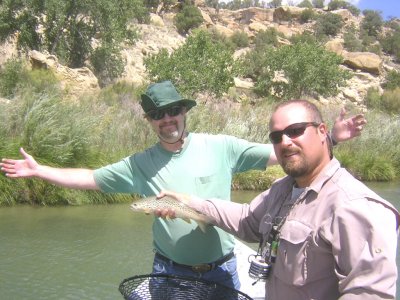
(318, 123), (328, 142)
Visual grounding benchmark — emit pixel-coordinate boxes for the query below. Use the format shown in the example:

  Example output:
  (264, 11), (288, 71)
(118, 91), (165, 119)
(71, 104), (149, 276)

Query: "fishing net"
(119, 274), (253, 300)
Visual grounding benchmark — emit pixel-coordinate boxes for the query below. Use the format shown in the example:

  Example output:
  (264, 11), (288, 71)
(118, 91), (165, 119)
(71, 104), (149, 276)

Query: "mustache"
(281, 148), (300, 156)
(160, 121), (177, 127)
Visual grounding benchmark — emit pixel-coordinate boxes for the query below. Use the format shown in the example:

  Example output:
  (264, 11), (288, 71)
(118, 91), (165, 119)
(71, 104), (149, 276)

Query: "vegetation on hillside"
(0, 0), (149, 86)
(144, 29), (238, 97)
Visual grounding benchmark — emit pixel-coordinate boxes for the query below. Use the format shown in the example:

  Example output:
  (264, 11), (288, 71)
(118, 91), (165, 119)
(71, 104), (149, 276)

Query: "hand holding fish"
(130, 191), (211, 232)
(154, 190), (191, 218)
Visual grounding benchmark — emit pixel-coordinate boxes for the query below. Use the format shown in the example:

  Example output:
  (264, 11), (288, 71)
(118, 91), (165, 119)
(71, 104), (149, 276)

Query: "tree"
(144, 29), (237, 97)
(268, 0), (282, 8)
(328, 0), (347, 10)
(314, 12), (344, 37)
(380, 30), (400, 62)
(361, 10), (383, 38)
(298, 0), (313, 9)
(174, 1), (204, 34)
(239, 41), (350, 99)
(312, 0), (324, 9)
(0, 0), (149, 86)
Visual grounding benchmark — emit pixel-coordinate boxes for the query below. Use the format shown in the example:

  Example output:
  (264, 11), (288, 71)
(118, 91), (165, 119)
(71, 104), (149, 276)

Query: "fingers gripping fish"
(130, 195), (212, 233)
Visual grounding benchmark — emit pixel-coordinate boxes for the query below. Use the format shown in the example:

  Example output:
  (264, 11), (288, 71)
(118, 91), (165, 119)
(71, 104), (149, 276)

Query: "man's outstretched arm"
(1, 147), (99, 190)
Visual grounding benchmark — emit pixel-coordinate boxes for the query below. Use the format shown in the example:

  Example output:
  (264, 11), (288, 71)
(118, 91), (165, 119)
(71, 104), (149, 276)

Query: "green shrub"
(298, 0), (313, 9)
(232, 167), (285, 190)
(361, 10), (383, 38)
(364, 87), (381, 110)
(230, 30), (249, 48)
(300, 8), (315, 24)
(90, 43), (125, 87)
(360, 31), (377, 49)
(0, 59), (59, 98)
(0, 0), (145, 83)
(380, 30), (400, 62)
(0, 59), (26, 98)
(290, 31), (319, 45)
(365, 43), (382, 55)
(338, 151), (397, 181)
(239, 41), (350, 99)
(335, 110), (400, 181)
(208, 27), (236, 50)
(174, 1), (203, 34)
(343, 30), (363, 52)
(144, 29), (237, 97)
(254, 28), (279, 49)
(383, 70), (400, 90)
(314, 12), (344, 37)
(327, 0), (347, 11)
(347, 5), (360, 16)
(268, 0), (282, 8)
(381, 88), (400, 114)
(312, 0), (324, 9)
(327, 0), (359, 15)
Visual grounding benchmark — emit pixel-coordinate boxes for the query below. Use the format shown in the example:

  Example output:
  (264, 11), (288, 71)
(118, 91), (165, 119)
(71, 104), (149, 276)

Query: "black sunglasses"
(269, 122), (320, 144)
(147, 105), (183, 120)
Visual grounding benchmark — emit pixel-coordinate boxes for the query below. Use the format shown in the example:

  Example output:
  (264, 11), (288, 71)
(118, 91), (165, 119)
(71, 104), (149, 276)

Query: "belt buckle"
(191, 264), (211, 273)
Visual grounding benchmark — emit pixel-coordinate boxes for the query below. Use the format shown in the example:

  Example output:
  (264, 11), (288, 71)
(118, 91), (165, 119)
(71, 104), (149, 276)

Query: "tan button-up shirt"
(190, 158), (400, 299)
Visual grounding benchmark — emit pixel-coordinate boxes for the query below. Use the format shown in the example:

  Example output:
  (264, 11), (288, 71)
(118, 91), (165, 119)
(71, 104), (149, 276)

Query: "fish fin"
(196, 221), (208, 233)
(181, 218), (192, 224)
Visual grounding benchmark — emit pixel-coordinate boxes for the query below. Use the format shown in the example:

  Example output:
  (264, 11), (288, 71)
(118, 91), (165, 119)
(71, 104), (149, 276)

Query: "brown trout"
(130, 195), (212, 233)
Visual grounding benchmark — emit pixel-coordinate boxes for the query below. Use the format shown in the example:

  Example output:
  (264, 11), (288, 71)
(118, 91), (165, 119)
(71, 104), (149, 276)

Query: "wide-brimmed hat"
(140, 81), (197, 113)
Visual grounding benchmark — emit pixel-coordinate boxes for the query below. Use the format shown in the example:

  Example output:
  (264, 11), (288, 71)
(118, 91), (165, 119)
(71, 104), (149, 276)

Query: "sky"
(280, 0), (400, 20)
(220, 0), (400, 21)
(354, 0), (400, 20)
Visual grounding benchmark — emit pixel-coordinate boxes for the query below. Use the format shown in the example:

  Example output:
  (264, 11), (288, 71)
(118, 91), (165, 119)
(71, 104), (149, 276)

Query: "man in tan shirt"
(161, 99), (400, 299)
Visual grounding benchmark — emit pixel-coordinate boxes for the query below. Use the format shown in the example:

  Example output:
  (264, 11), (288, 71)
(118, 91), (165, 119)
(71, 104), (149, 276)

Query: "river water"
(0, 182), (399, 299)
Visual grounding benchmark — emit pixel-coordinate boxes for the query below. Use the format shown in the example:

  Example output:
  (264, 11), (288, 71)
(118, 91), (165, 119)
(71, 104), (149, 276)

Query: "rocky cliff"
(1, 4), (399, 106)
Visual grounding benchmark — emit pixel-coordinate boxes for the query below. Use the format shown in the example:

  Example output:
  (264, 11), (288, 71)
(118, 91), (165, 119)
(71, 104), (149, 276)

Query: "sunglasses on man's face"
(269, 122), (320, 144)
(147, 105), (183, 121)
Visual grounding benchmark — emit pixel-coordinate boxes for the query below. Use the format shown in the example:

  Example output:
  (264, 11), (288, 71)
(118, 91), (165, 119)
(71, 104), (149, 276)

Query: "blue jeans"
(152, 253), (241, 290)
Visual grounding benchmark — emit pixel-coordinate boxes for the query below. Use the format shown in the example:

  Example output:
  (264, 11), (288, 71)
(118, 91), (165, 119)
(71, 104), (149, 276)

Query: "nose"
(280, 134), (293, 145)
(162, 112), (174, 120)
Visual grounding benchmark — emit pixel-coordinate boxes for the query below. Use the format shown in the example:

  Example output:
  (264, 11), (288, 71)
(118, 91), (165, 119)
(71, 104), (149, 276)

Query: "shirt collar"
(307, 158), (340, 194)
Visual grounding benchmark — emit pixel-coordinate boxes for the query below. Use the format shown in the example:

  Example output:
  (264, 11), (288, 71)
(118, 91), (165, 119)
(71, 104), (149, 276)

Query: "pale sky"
(220, 0), (400, 20)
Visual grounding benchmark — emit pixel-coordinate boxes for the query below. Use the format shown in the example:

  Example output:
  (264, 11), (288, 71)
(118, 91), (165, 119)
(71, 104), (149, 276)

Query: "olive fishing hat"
(140, 81), (197, 113)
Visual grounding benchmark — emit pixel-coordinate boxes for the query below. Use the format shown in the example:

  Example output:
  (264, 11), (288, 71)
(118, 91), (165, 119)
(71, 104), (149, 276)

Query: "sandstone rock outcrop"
(29, 50), (100, 99)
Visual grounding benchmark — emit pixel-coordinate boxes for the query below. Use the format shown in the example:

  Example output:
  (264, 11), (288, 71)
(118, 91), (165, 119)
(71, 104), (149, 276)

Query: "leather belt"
(155, 251), (235, 273)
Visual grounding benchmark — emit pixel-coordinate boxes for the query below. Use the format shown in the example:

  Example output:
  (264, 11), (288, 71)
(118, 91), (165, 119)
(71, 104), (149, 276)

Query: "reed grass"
(1, 78), (399, 205)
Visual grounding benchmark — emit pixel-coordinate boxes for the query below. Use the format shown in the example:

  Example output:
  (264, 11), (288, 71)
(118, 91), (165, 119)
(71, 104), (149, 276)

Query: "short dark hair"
(271, 99), (324, 125)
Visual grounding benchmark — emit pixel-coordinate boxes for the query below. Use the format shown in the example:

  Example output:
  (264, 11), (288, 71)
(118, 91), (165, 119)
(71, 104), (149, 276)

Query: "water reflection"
(0, 182), (399, 299)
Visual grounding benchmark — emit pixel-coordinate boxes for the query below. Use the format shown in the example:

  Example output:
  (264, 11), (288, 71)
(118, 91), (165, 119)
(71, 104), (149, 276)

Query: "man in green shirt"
(0, 80), (366, 290)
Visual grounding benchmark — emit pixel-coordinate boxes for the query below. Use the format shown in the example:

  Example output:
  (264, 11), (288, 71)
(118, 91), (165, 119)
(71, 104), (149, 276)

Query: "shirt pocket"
(194, 172), (228, 197)
(273, 220), (313, 286)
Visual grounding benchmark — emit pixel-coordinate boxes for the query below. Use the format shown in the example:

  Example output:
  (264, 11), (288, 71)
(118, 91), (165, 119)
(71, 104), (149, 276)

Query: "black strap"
(155, 251), (234, 271)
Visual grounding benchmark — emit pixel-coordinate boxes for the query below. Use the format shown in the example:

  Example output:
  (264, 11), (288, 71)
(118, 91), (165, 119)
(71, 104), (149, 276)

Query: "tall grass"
(1, 75), (399, 205)
(334, 110), (400, 181)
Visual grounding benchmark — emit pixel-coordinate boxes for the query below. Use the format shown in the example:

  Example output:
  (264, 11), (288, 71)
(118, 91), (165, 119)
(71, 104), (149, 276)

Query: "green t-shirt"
(93, 133), (271, 265)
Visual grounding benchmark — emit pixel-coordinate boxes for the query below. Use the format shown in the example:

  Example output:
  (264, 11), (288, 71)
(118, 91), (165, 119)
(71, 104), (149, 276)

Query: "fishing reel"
(248, 255), (271, 282)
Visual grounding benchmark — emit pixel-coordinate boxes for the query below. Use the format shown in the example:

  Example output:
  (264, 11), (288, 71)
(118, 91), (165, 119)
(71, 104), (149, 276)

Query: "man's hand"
(0, 148), (39, 178)
(154, 190), (191, 219)
(332, 108), (367, 142)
